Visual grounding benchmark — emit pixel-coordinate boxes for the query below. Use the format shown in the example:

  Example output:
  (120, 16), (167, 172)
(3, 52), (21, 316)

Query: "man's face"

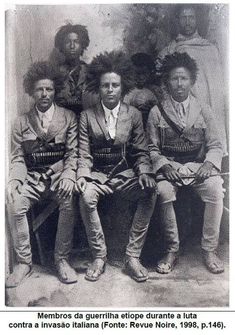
(32, 79), (55, 112)
(63, 32), (82, 60)
(99, 72), (122, 109)
(167, 67), (193, 102)
(179, 8), (197, 37)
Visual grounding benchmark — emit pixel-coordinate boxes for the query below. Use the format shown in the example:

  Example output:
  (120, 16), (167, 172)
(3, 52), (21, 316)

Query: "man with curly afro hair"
(6, 61), (79, 287)
(147, 52), (225, 275)
(51, 23), (96, 116)
(157, 4), (227, 154)
(75, 51), (158, 282)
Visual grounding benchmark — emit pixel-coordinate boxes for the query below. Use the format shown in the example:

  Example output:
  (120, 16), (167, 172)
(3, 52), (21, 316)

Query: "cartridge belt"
(162, 142), (203, 163)
(25, 143), (65, 170)
(92, 145), (128, 175)
(92, 146), (125, 166)
(162, 142), (202, 154)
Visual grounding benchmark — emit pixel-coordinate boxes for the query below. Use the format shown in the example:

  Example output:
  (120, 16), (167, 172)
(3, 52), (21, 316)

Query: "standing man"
(147, 52), (224, 274)
(75, 51), (157, 282)
(157, 4), (227, 154)
(6, 62), (78, 287)
(51, 23), (96, 116)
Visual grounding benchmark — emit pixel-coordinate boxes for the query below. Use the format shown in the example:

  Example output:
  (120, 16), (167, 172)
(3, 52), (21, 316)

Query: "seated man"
(75, 51), (157, 282)
(6, 61), (78, 287)
(147, 52), (224, 274)
(157, 4), (227, 154)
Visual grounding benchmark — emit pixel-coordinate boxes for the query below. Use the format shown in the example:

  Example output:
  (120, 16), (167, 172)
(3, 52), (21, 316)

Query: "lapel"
(161, 98), (184, 132)
(161, 95), (202, 135)
(76, 63), (87, 87)
(27, 104), (66, 142)
(182, 95), (202, 133)
(45, 105), (67, 142)
(68, 62), (87, 88)
(27, 106), (47, 141)
(94, 103), (111, 141)
(113, 102), (129, 145)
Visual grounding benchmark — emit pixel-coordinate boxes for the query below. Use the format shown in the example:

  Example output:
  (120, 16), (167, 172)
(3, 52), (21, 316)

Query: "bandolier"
(23, 139), (65, 172)
(157, 101), (205, 164)
(91, 143), (127, 178)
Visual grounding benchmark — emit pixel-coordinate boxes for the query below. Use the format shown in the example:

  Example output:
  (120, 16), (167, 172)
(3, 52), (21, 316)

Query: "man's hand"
(138, 174), (157, 190)
(99, 184), (114, 196)
(75, 177), (87, 194)
(161, 164), (182, 182)
(40, 168), (54, 182)
(7, 180), (22, 203)
(57, 178), (74, 199)
(195, 161), (214, 182)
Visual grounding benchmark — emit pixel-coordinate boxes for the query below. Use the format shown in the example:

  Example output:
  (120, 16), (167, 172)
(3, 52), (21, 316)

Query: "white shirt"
(37, 104), (55, 133)
(171, 95), (190, 128)
(101, 101), (120, 139)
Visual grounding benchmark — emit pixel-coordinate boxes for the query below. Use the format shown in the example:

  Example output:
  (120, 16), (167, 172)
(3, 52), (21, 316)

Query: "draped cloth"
(158, 32), (228, 154)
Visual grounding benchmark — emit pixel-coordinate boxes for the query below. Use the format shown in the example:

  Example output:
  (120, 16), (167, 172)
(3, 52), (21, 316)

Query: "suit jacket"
(9, 104), (78, 191)
(77, 102), (152, 184)
(158, 32), (227, 154)
(146, 94), (223, 173)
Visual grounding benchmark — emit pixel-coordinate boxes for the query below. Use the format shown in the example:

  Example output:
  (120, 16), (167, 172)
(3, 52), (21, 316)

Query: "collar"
(36, 103), (55, 121)
(176, 30), (200, 42)
(101, 101), (121, 121)
(171, 95), (190, 110)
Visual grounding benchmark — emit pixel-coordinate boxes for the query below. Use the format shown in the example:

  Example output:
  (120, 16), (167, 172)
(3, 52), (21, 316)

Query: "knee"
(157, 181), (176, 204)
(80, 186), (99, 210)
(58, 196), (75, 211)
(201, 177), (224, 203)
(8, 196), (30, 216)
(138, 188), (158, 208)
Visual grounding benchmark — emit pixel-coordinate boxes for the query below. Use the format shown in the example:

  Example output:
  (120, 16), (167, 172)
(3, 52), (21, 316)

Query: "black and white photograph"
(4, 2), (229, 310)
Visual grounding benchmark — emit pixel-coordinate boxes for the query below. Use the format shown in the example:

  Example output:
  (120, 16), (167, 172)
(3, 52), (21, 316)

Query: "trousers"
(7, 179), (75, 265)
(79, 176), (157, 259)
(157, 176), (224, 252)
